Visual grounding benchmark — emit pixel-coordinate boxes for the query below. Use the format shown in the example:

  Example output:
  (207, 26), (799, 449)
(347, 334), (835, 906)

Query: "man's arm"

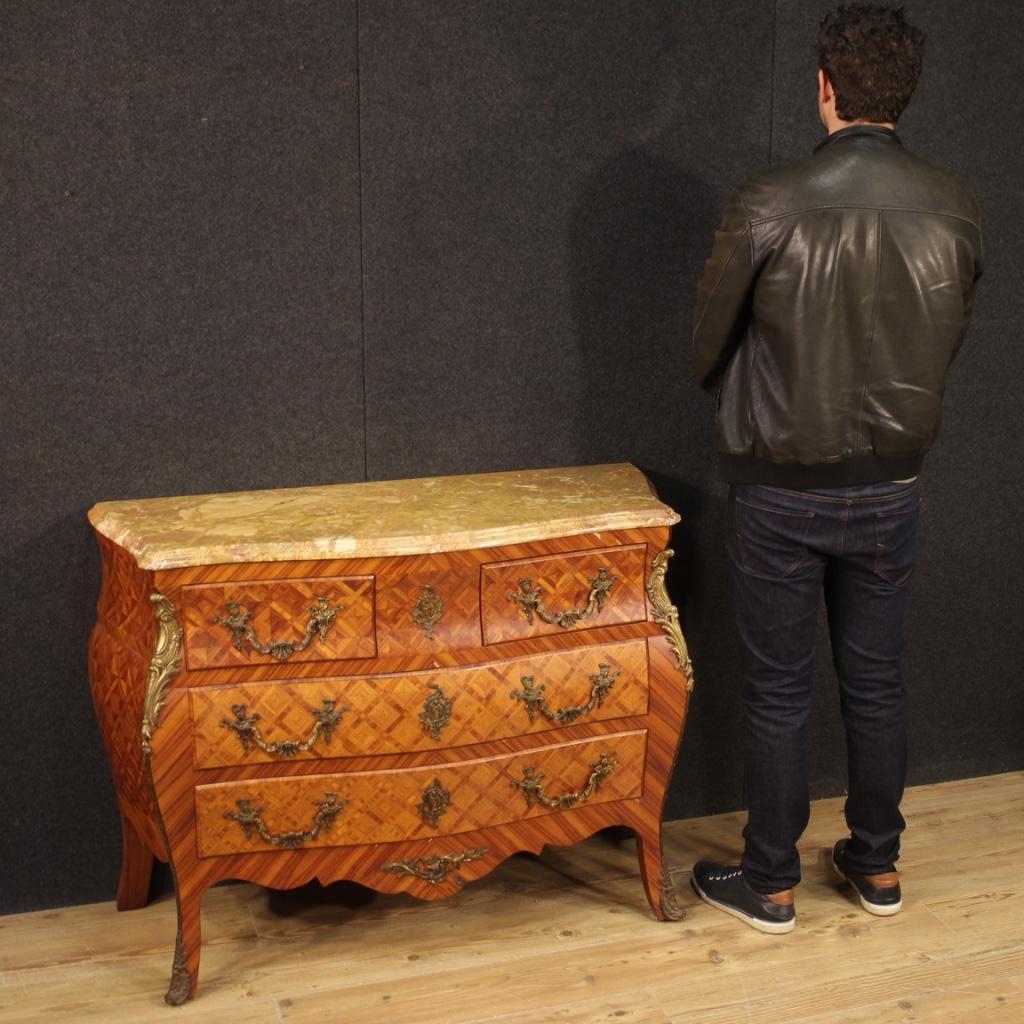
(692, 190), (761, 391)
(948, 221), (984, 367)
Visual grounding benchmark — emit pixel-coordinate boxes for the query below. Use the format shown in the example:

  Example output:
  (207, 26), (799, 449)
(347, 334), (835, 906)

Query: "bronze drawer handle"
(510, 664), (621, 725)
(224, 792), (348, 849)
(220, 699), (348, 757)
(211, 595), (344, 661)
(511, 752), (619, 810)
(379, 847), (489, 885)
(507, 567), (619, 628)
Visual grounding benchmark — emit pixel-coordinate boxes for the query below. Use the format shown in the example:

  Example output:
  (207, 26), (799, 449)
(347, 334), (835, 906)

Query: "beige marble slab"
(88, 463), (680, 570)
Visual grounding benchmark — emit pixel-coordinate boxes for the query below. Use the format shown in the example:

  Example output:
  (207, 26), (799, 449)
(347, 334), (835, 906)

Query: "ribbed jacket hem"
(718, 453), (925, 488)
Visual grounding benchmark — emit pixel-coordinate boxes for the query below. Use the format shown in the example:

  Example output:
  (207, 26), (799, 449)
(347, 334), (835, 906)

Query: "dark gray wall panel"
(1, 1), (364, 914)
(771, 2), (1024, 793)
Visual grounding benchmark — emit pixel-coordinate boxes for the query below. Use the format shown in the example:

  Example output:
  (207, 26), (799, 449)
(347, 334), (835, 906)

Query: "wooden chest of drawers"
(87, 463), (693, 1004)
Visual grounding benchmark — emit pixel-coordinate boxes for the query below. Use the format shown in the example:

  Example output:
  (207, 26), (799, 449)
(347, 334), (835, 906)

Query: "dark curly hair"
(816, 5), (925, 123)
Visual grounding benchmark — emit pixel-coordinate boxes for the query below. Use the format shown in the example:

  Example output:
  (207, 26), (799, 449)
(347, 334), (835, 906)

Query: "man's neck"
(826, 116), (897, 135)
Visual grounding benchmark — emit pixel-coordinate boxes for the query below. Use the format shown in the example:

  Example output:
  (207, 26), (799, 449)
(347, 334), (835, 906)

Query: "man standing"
(690, 5), (982, 933)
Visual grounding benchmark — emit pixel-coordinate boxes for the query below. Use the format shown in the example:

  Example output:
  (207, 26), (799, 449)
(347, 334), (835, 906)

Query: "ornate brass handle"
(224, 792), (348, 849)
(380, 847), (489, 885)
(211, 595), (344, 661)
(507, 567), (619, 628)
(220, 699), (348, 757)
(510, 664), (620, 725)
(511, 752), (619, 810)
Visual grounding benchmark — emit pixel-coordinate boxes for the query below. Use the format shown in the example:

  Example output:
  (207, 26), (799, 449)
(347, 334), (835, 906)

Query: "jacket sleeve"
(949, 216), (984, 366)
(692, 190), (760, 391)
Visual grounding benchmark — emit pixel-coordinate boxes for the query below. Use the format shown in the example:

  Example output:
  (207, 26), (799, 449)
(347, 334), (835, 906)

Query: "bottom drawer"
(195, 730), (646, 858)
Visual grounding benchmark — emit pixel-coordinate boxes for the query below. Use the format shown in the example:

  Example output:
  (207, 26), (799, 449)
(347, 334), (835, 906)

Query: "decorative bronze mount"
(224, 792), (348, 849)
(660, 869), (686, 921)
(510, 664), (620, 725)
(220, 699), (348, 757)
(645, 550), (695, 692)
(507, 566), (619, 628)
(379, 847), (489, 885)
(412, 583), (444, 639)
(511, 752), (619, 810)
(142, 593), (184, 756)
(419, 683), (453, 741)
(418, 778), (451, 828)
(164, 931), (192, 1006)
(211, 595), (344, 661)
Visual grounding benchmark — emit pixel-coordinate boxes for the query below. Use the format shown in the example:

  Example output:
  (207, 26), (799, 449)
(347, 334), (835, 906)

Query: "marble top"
(88, 463), (680, 570)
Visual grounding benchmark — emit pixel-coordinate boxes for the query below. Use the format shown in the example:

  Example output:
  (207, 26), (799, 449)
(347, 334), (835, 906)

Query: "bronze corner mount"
(645, 549), (695, 693)
(142, 592), (184, 756)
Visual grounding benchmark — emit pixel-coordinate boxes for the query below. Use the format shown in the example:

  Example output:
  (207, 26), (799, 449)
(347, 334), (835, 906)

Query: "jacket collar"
(814, 124), (902, 153)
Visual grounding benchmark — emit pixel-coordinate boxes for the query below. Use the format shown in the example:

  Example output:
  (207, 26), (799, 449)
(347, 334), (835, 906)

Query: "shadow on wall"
(566, 141), (746, 823)
(566, 140), (726, 621)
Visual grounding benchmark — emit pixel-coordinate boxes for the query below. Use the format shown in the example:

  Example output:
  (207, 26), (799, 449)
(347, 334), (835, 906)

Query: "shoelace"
(707, 868), (742, 882)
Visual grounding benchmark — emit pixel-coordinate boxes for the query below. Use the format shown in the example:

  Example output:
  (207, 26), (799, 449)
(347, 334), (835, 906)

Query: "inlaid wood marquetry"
(95, 539), (159, 655)
(181, 576), (376, 669)
(481, 544), (649, 644)
(88, 623), (158, 849)
(373, 555), (482, 654)
(194, 731), (646, 857)
(87, 463), (692, 1004)
(187, 639), (650, 768)
(88, 537), (162, 866)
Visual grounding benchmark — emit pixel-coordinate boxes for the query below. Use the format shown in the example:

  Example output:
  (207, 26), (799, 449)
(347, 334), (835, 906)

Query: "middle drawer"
(189, 638), (650, 768)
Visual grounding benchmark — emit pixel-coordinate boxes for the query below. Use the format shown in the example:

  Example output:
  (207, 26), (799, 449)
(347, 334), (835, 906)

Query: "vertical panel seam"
(768, 0), (777, 166)
(355, 0), (369, 482)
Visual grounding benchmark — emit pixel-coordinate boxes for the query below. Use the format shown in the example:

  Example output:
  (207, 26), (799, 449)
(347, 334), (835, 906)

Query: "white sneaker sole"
(831, 853), (903, 916)
(691, 877), (795, 934)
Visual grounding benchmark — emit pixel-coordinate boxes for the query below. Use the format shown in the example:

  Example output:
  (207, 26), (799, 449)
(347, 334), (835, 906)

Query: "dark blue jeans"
(726, 479), (921, 893)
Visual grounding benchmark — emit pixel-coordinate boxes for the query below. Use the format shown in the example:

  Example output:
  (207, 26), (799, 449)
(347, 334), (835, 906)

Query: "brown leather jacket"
(693, 124), (983, 487)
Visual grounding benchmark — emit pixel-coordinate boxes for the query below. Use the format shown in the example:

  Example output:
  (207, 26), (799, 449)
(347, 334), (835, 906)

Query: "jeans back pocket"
(733, 496), (816, 580)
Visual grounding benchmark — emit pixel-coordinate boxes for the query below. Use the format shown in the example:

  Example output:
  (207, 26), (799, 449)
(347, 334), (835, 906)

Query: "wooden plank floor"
(1, 771), (1021, 1023)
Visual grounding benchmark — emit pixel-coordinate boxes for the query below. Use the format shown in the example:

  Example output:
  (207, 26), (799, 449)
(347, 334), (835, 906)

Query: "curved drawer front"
(481, 545), (648, 645)
(181, 576), (376, 669)
(189, 638), (650, 768)
(195, 729), (646, 857)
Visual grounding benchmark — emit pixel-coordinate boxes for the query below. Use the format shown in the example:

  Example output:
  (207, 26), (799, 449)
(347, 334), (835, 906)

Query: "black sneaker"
(690, 861), (796, 934)
(831, 839), (902, 916)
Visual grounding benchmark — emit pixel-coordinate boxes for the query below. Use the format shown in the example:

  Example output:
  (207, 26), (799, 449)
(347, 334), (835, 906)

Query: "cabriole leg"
(635, 827), (686, 921)
(165, 884), (203, 1005)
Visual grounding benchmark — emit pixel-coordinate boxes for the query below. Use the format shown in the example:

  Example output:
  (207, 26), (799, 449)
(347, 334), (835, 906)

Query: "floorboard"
(1, 771), (1020, 1023)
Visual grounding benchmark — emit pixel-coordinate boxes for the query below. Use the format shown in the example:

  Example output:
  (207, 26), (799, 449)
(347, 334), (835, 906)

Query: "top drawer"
(481, 544), (648, 645)
(181, 576), (376, 670)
